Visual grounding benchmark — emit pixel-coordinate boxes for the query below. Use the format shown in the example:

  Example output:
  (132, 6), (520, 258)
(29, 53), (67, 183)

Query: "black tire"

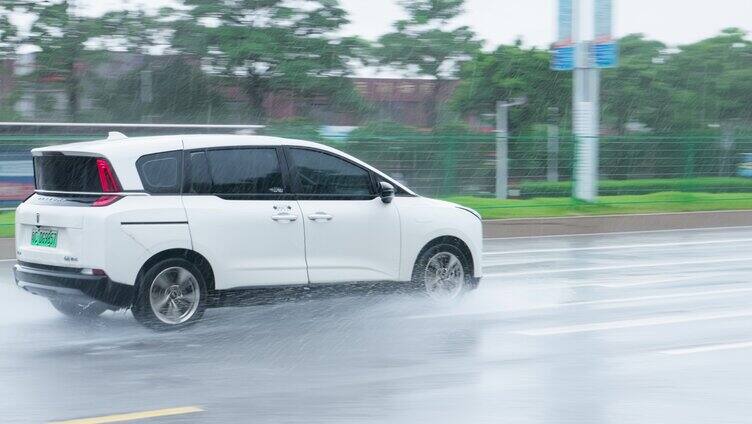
(50, 299), (108, 318)
(411, 241), (473, 303)
(131, 258), (207, 331)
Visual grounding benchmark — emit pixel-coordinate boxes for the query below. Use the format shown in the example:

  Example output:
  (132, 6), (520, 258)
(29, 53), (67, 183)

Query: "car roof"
(31, 134), (416, 196)
(31, 134), (324, 155)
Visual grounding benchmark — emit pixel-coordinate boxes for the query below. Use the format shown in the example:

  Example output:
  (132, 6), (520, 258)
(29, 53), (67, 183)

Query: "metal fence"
(330, 134), (752, 198)
(2, 130), (752, 206)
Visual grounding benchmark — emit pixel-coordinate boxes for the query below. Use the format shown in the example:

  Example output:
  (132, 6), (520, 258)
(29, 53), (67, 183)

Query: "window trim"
(136, 150), (183, 195)
(283, 146), (379, 201)
(182, 146), (292, 200)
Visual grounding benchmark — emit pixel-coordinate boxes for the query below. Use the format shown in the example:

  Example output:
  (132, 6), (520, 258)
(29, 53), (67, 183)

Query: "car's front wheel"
(412, 242), (472, 303)
(132, 258), (207, 331)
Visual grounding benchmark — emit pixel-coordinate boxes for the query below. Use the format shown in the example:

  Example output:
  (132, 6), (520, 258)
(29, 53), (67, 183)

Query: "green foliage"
(453, 29), (752, 134)
(173, 0), (365, 119)
(10, 1), (171, 121)
(0, 9), (18, 59)
(0, 211), (14, 238)
(348, 121), (423, 139)
(600, 34), (673, 132)
(663, 28), (752, 129)
(452, 44), (570, 132)
(446, 192), (752, 219)
(433, 120), (474, 135)
(376, 0), (481, 78)
(375, 0), (481, 126)
(518, 177), (752, 198)
(94, 57), (226, 124)
(262, 118), (323, 141)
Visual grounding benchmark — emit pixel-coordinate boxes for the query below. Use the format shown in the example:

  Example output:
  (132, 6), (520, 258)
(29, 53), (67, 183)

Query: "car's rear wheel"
(50, 299), (108, 318)
(412, 242), (472, 303)
(132, 258), (207, 331)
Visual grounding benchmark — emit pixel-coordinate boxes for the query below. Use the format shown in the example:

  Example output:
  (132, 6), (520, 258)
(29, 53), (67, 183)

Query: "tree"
(662, 28), (752, 129)
(375, 0), (481, 126)
(0, 7), (19, 59)
(95, 57), (226, 123)
(600, 34), (673, 133)
(173, 0), (365, 120)
(451, 44), (570, 132)
(17, 1), (172, 121)
(15, 0), (100, 120)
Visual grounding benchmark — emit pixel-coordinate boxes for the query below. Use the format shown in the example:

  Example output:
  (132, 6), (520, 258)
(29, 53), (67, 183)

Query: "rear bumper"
(14, 262), (133, 308)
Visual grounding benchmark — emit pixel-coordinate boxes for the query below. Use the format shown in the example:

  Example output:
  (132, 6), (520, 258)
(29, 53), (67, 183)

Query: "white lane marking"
(49, 406), (204, 424)
(660, 341), (752, 356)
(0, 259), (16, 262)
(515, 310), (752, 336)
(483, 257), (752, 278)
(409, 287), (752, 320)
(483, 238), (752, 256)
(483, 225), (752, 241)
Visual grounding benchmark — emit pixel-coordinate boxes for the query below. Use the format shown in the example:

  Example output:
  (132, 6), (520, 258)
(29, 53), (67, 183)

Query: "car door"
(286, 147), (401, 284)
(181, 146), (308, 290)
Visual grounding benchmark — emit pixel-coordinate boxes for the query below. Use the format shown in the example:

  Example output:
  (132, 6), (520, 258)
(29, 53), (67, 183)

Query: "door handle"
(271, 213), (298, 222)
(308, 212), (333, 222)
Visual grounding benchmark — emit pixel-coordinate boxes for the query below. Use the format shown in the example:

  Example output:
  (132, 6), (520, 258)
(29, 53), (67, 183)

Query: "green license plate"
(31, 228), (58, 248)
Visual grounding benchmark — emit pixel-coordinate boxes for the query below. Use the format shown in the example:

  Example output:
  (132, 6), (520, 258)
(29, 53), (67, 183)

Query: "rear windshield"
(33, 155), (101, 192)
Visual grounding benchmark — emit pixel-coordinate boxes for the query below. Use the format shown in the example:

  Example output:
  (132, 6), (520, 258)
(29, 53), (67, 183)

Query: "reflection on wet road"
(2, 226), (752, 423)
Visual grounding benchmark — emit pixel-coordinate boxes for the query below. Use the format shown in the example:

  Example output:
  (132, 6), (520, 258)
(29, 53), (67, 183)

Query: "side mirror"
(379, 181), (395, 204)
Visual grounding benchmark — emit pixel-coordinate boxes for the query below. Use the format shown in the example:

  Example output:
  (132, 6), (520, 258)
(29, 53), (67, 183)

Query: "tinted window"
(289, 149), (373, 196)
(188, 151), (212, 194)
(137, 151), (181, 194)
(206, 148), (284, 195)
(34, 155), (101, 192)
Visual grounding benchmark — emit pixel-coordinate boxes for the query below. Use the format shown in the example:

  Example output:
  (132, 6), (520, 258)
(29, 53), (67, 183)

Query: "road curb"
(483, 210), (752, 238)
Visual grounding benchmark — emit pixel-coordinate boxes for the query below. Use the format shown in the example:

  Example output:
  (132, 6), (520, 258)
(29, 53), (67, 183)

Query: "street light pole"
(571, 0), (599, 202)
(547, 107), (560, 182)
(495, 101), (509, 199)
(495, 97), (527, 199)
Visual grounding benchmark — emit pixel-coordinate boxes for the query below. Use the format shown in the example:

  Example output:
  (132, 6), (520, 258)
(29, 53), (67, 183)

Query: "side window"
(289, 148), (373, 196)
(205, 148), (285, 195)
(136, 151), (181, 194)
(188, 151), (212, 194)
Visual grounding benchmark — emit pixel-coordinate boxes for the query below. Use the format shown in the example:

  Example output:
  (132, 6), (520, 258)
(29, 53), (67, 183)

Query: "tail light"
(93, 158), (122, 207)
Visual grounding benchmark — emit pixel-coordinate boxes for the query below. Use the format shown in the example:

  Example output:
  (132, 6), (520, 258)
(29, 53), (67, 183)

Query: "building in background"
(0, 53), (461, 130)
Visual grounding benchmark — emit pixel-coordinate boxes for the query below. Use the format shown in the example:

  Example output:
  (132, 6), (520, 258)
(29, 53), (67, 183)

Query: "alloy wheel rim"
(149, 266), (200, 325)
(424, 252), (464, 301)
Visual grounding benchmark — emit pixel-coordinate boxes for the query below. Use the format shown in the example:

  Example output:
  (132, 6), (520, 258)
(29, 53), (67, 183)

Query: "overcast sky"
(339, 0), (752, 47)
(76, 0), (752, 48)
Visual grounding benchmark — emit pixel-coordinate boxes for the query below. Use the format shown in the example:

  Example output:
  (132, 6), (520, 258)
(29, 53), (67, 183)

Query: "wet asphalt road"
(2, 226), (752, 423)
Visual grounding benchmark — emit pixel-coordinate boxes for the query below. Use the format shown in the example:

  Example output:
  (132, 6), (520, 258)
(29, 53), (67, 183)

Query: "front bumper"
(14, 262), (133, 308)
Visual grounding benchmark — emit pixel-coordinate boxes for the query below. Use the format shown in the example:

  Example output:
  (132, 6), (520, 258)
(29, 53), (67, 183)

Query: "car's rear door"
(181, 146), (308, 289)
(286, 147), (401, 284)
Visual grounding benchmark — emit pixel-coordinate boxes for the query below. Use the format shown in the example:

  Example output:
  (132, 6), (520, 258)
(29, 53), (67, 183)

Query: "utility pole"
(552, 0), (616, 202)
(495, 97), (527, 199)
(547, 107), (560, 182)
(572, 39), (600, 201)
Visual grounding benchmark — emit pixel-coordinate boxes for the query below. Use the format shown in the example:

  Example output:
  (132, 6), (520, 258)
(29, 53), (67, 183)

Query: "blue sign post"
(552, 0), (575, 71)
(593, 42), (618, 68)
(552, 45), (575, 71)
(593, 0), (618, 69)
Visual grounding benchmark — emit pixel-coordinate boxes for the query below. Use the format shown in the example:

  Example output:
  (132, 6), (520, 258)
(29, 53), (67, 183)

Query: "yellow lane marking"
(49, 406), (204, 424)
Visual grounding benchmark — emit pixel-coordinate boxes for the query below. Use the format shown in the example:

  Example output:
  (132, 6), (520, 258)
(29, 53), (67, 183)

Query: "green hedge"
(519, 177), (752, 198)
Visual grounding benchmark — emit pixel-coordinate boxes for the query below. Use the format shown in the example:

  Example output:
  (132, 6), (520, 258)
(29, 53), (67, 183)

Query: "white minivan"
(14, 134), (483, 330)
